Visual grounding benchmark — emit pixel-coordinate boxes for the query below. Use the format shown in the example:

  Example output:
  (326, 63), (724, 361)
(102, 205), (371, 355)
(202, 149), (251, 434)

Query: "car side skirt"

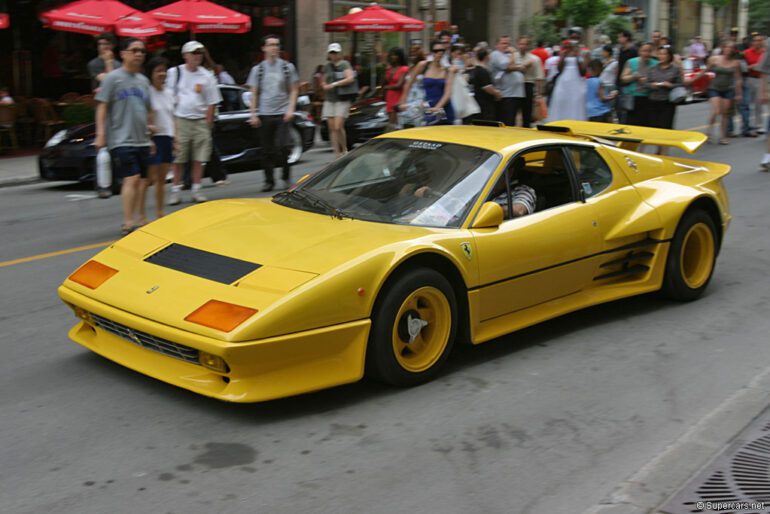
(467, 242), (670, 344)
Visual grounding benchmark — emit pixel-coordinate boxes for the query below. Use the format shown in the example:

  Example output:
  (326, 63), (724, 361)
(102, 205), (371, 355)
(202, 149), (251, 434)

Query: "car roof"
(379, 126), (580, 153)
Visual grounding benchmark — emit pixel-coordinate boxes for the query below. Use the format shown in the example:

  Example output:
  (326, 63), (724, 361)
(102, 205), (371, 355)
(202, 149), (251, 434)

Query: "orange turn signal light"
(68, 260), (118, 289)
(184, 300), (257, 333)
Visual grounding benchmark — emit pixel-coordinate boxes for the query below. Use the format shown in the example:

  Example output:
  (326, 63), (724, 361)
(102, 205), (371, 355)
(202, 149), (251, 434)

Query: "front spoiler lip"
(59, 285), (370, 403)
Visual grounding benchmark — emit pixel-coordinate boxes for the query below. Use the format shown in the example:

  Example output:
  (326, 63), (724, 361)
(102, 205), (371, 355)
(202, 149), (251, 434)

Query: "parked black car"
(320, 96), (389, 149)
(39, 85), (316, 184)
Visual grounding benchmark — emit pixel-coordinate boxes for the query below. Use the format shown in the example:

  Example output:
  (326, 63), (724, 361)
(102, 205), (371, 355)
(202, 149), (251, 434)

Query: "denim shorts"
(708, 89), (735, 100)
(110, 146), (149, 179)
(148, 135), (173, 165)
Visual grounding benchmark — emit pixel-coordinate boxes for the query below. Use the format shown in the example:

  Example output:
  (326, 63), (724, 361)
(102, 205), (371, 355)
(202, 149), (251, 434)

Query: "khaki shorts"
(322, 100), (351, 119)
(174, 117), (212, 164)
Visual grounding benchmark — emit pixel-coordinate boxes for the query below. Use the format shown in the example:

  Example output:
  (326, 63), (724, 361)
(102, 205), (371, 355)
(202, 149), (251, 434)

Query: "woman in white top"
(140, 56), (175, 222)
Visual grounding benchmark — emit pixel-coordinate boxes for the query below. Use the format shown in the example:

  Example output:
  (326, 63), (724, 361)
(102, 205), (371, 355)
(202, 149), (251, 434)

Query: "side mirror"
(471, 201), (504, 229)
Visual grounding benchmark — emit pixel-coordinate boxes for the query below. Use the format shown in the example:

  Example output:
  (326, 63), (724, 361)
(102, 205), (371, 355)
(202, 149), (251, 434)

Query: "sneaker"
(96, 188), (112, 199)
(214, 179), (229, 186)
(262, 183), (275, 192)
(761, 162), (770, 172)
(192, 192), (207, 203)
(168, 191), (181, 205)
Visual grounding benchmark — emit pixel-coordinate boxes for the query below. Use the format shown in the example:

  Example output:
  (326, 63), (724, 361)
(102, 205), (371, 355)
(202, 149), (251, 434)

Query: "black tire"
(366, 268), (457, 387)
(661, 209), (718, 301)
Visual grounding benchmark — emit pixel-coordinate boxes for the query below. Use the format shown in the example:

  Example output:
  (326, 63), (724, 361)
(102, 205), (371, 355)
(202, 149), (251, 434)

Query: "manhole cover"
(660, 410), (770, 513)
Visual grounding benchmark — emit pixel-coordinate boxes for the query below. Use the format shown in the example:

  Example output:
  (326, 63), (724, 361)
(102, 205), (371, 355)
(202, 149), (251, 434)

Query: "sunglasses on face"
(192, 50), (204, 55)
(432, 48), (445, 53)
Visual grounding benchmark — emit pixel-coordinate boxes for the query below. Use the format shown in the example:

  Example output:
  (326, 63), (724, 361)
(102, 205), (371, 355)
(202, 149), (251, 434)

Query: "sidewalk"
(0, 153), (41, 188)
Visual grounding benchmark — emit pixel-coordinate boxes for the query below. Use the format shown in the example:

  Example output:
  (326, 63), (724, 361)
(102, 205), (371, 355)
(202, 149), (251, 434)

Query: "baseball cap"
(327, 42), (342, 53)
(182, 41), (205, 54)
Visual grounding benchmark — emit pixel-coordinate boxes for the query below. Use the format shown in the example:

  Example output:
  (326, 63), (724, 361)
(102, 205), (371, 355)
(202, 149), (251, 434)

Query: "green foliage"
(748, 0), (770, 35)
(520, 14), (561, 46)
(599, 16), (634, 44)
(559, 0), (615, 30)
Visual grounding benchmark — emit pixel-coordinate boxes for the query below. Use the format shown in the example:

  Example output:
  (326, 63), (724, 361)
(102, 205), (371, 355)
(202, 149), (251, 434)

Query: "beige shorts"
(322, 100), (351, 119)
(174, 117), (212, 164)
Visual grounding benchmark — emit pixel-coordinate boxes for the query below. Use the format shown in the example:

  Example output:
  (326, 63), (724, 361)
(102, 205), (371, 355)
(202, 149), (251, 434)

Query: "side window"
(486, 146), (575, 218)
(218, 88), (242, 113)
(568, 146), (613, 198)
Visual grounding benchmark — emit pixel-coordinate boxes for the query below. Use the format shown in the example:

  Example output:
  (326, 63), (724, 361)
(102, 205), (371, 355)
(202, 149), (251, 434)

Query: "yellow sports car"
(58, 121), (730, 402)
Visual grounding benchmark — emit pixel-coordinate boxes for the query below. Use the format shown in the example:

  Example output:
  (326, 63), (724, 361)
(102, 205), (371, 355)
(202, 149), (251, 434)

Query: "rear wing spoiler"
(539, 121), (707, 154)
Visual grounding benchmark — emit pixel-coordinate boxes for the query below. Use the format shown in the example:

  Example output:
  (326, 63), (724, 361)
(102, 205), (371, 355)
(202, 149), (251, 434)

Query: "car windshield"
(273, 138), (501, 228)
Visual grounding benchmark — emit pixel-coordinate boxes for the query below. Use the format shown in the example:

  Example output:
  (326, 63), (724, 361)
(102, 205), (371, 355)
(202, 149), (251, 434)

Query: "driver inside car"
(490, 157), (537, 218)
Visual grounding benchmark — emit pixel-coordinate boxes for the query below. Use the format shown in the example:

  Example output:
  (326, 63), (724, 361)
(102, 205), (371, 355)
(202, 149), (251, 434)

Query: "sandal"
(120, 225), (133, 236)
(718, 139), (729, 145)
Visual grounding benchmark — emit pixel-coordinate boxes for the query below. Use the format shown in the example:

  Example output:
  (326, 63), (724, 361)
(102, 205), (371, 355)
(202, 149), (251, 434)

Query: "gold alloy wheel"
(680, 222), (715, 289)
(391, 286), (452, 373)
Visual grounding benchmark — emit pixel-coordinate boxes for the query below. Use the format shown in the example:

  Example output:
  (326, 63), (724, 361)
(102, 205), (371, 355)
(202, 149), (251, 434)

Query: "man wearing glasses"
(95, 38), (155, 235)
(166, 41), (222, 204)
(247, 35), (299, 192)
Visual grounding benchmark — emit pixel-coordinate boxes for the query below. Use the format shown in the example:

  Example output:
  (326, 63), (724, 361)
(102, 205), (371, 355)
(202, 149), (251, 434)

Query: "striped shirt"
(494, 184), (537, 216)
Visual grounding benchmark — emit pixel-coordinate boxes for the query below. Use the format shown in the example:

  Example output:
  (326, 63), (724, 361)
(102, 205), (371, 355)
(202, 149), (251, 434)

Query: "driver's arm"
(511, 184), (536, 217)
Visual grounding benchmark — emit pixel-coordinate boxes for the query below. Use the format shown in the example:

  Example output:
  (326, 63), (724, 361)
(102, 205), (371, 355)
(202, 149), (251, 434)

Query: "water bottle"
(96, 148), (111, 191)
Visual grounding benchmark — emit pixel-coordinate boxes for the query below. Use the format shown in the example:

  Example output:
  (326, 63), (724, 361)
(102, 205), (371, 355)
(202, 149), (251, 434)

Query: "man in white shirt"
(490, 35), (527, 126)
(514, 36), (545, 127)
(166, 40), (222, 204)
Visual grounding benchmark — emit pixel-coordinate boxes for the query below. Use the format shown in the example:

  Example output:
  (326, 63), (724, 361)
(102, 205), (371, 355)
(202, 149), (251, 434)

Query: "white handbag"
(451, 73), (480, 119)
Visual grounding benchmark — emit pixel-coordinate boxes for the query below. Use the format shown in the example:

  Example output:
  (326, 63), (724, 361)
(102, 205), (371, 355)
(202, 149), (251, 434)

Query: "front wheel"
(661, 209), (718, 301)
(366, 268), (457, 387)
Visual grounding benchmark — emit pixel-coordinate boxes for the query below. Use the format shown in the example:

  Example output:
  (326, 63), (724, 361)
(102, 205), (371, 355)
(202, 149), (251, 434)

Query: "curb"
(0, 176), (42, 188)
(583, 367), (770, 514)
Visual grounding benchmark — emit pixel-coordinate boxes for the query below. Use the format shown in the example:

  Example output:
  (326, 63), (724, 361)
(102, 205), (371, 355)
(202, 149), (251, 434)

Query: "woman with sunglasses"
(399, 40), (456, 125)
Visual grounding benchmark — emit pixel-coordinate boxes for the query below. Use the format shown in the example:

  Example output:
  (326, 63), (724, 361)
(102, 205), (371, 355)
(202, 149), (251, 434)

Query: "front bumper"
(59, 285), (370, 403)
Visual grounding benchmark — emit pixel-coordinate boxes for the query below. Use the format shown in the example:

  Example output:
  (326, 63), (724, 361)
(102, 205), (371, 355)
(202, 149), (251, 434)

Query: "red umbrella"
(0, 13), (9, 30)
(263, 15), (286, 28)
(148, 0), (251, 34)
(40, 0), (165, 37)
(324, 3), (424, 32)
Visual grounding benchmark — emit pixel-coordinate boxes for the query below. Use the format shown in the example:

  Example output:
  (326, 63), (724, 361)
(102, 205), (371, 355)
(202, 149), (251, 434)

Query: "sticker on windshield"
(409, 141), (443, 151)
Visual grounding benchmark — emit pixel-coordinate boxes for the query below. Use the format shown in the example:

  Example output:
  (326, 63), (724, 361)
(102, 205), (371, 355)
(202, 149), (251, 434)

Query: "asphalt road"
(2, 103), (770, 514)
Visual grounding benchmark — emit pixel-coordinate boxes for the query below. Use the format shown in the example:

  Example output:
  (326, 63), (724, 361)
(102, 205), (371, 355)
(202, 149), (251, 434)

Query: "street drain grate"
(660, 411), (770, 513)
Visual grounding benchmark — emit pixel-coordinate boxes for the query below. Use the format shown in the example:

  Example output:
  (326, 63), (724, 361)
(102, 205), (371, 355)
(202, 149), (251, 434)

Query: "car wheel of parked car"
(662, 209), (718, 301)
(366, 268), (457, 386)
(286, 125), (303, 165)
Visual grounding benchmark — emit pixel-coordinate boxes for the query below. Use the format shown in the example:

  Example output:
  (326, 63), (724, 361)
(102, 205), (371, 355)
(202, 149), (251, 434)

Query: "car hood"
(62, 198), (442, 340)
(141, 198), (433, 275)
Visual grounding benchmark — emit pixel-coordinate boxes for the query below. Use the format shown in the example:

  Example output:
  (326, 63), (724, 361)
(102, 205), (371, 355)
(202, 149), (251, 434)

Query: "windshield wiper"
(273, 189), (352, 220)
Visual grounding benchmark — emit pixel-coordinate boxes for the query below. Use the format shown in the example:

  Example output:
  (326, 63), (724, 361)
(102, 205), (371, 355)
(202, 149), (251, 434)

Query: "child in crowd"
(586, 59), (616, 122)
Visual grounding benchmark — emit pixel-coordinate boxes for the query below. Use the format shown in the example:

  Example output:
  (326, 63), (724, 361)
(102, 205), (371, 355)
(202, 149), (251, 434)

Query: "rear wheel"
(661, 209), (718, 301)
(366, 268), (457, 386)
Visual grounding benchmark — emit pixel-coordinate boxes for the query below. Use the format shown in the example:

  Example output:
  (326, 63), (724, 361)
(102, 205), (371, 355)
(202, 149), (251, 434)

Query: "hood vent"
(145, 243), (261, 284)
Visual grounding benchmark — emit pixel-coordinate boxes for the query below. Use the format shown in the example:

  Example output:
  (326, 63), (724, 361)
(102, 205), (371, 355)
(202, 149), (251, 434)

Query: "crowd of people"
(87, 24), (770, 235)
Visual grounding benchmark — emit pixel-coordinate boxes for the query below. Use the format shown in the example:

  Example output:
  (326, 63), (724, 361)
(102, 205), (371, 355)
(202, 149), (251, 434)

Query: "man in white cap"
(247, 34), (299, 192)
(166, 40), (222, 204)
(320, 42), (356, 158)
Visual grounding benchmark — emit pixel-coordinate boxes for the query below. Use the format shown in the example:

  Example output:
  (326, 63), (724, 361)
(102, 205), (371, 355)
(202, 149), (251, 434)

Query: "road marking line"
(0, 241), (113, 269)
(66, 194), (97, 201)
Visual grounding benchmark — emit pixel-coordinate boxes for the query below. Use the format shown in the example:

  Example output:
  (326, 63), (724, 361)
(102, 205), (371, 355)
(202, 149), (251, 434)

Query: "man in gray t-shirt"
(95, 38), (154, 235)
(247, 35), (299, 191)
